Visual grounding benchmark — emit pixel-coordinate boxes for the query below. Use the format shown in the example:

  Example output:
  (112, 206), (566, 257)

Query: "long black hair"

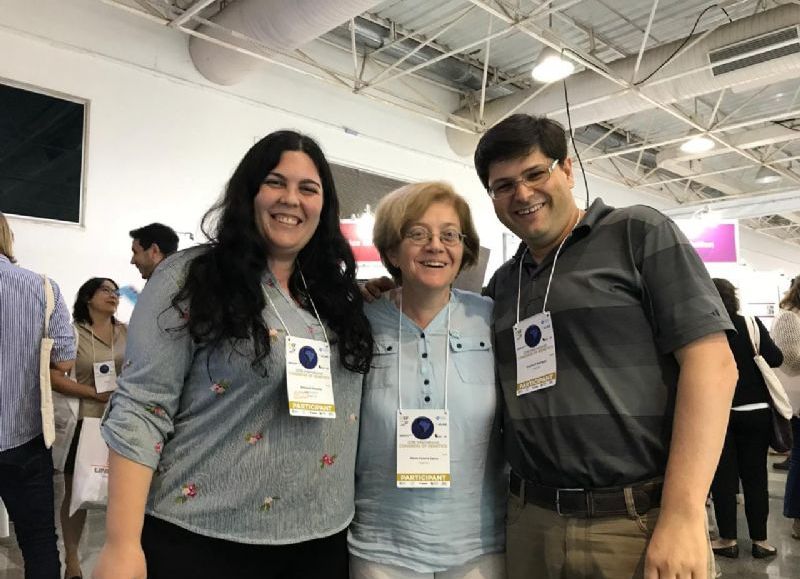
(73, 277), (119, 326)
(171, 130), (373, 374)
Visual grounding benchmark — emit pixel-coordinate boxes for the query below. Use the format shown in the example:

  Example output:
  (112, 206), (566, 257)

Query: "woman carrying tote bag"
(709, 278), (783, 559)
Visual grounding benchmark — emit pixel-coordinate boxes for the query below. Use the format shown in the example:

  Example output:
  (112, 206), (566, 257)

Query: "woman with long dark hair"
(93, 131), (373, 579)
(51, 277), (126, 579)
(709, 278), (783, 560)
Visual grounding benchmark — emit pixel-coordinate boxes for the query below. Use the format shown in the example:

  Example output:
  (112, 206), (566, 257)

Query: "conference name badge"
(513, 311), (556, 396)
(93, 361), (117, 394)
(396, 409), (450, 488)
(285, 335), (335, 418)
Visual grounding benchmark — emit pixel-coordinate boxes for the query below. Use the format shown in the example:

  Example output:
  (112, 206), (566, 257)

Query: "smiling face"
(87, 279), (119, 319)
(487, 148), (579, 259)
(387, 201), (464, 295)
(253, 150), (323, 262)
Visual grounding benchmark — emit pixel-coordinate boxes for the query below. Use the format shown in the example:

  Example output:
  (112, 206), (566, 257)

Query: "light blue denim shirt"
(101, 248), (364, 544)
(348, 289), (506, 572)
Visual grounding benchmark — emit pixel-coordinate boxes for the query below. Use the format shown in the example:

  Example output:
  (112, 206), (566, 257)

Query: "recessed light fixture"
(531, 48), (575, 83)
(755, 166), (781, 185)
(680, 135), (715, 154)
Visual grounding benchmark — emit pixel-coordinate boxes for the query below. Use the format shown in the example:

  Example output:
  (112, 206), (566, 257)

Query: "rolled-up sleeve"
(101, 260), (196, 469)
(49, 280), (76, 362)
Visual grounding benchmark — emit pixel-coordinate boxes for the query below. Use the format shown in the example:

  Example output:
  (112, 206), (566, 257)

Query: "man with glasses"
(477, 115), (737, 578)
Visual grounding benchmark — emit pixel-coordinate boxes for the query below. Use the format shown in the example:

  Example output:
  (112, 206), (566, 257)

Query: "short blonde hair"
(0, 213), (15, 263)
(372, 181), (480, 283)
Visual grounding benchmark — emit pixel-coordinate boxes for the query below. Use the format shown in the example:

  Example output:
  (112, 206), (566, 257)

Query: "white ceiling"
(100, 0), (800, 244)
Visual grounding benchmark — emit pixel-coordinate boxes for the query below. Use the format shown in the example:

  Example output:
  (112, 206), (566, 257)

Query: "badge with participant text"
(285, 336), (335, 418)
(396, 409), (450, 488)
(513, 311), (557, 396)
(93, 361), (117, 394)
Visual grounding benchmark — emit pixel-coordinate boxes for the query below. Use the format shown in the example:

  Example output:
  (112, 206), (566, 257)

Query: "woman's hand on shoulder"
(360, 276), (396, 303)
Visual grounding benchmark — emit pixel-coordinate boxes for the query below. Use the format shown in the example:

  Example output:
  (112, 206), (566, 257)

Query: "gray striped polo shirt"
(485, 198), (732, 489)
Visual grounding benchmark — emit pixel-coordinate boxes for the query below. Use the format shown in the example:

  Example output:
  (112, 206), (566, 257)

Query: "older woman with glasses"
(50, 277), (127, 579)
(348, 182), (506, 579)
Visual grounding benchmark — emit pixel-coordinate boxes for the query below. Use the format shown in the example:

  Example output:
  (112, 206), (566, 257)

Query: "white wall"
(1, 0), (798, 314)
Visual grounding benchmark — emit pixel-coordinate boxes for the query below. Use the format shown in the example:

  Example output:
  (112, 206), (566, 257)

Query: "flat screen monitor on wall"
(0, 80), (86, 223)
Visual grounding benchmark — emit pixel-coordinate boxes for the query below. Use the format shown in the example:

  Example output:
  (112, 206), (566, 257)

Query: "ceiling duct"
(188, 0), (382, 85)
(446, 4), (800, 157)
(710, 25), (800, 77)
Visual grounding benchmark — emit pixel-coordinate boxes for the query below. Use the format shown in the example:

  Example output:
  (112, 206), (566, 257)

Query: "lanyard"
(264, 269), (329, 346)
(516, 213), (582, 324)
(89, 326), (115, 364)
(397, 292), (451, 412)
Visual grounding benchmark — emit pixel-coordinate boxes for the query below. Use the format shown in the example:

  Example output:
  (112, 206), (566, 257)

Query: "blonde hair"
(372, 181), (479, 283)
(0, 213), (15, 263)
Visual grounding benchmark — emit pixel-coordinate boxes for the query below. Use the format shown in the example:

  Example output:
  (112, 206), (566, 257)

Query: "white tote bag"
(745, 315), (794, 420)
(0, 499), (9, 539)
(69, 417), (109, 516)
(40, 275), (56, 448)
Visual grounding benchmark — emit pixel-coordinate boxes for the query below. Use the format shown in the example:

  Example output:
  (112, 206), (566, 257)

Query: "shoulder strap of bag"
(42, 275), (55, 336)
(745, 315), (760, 356)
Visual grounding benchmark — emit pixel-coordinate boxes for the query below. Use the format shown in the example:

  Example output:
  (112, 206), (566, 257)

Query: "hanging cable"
(562, 78), (590, 209)
(634, 3), (732, 86)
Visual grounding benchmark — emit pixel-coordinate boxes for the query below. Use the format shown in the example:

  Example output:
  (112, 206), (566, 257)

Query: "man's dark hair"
(474, 114), (569, 188)
(129, 223), (179, 256)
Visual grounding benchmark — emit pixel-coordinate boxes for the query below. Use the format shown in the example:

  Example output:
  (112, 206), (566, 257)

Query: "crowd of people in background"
(0, 115), (798, 579)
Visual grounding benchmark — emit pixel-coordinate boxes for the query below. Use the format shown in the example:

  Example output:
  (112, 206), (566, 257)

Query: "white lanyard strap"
(90, 326), (115, 364)
(516, 213), (581, 323)
(397, 293), (451, 412)
(264, 269), (329, 346)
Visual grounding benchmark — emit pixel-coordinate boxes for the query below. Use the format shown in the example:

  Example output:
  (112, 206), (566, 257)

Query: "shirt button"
(480, 342), (485, 347)
(422, 352), (428, 358)
(424, 396), (431, 403)
(386, 346), (393, 351)
(420, 332), (425, 339)
(456, 343), (462, 349)
(424, 379), (430, 385)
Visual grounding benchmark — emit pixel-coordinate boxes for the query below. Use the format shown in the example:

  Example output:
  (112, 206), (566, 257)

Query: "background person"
(0, 211), (75, 579)
(349, 182), (506, 578)
(93, 131), (373, 579)
(51, 277), (127, 579)
(129, 223), (179, 280)
(771, 276), (800, 540)
(709, 278), (782, 559)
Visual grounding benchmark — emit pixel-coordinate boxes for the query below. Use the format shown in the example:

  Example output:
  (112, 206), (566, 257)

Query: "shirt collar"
(512, 197), (614, 267)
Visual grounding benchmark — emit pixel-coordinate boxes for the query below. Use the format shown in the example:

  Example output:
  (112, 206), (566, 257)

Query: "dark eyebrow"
(267, 171), (322, 188)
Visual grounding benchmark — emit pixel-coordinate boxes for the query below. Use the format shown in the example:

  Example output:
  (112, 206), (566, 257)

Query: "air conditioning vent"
(709, 26), (800, 76)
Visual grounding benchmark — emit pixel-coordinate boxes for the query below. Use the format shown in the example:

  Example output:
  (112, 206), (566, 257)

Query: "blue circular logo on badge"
(299, 346), (318, 369)
(411, 416), (435, 440)
(99, 364), (110, 374)
(524, 325), (542, 348)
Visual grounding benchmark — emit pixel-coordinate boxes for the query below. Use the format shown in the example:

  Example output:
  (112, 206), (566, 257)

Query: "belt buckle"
(556, 487), (585, 517)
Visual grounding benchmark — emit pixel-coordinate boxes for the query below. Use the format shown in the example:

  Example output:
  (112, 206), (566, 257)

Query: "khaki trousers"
(505, 494), (715, 579)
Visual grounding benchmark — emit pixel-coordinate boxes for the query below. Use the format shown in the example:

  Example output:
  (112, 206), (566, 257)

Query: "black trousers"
(710, 408), (771, 540)
(142, 514), (349, 579)
(0, 435), (60, 579)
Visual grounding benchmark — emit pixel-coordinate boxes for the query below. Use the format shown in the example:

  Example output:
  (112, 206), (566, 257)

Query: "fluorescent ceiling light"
(531, 48), (575, 83)
(754, 166), (781, 185)
(679, 136), (715, 154)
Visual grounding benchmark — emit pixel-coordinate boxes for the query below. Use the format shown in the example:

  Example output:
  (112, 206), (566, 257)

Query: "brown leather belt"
(509, 471), (663, 519)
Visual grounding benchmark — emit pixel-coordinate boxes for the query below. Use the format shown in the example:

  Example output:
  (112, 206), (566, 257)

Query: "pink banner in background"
(681, 221), (738, 263)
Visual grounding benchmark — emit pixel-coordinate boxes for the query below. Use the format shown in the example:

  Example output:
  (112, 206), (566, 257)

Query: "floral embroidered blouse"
(101, 248), (364, 544)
